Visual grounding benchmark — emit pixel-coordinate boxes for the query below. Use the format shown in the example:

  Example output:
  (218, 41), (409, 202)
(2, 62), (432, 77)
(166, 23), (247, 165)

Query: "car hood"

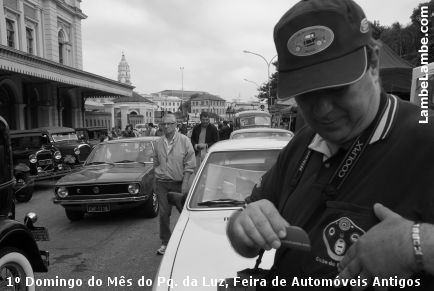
(57, 163), (152, 185)
(162, 210), (275, 290)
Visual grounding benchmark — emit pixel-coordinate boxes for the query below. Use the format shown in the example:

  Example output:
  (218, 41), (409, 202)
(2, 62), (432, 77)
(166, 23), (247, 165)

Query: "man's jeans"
(155, 180), (182, 245)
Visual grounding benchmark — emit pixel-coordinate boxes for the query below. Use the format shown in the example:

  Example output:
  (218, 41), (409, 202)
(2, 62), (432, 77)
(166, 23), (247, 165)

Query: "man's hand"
(337, 203), (415, 290)
(227, 199), (290, 257)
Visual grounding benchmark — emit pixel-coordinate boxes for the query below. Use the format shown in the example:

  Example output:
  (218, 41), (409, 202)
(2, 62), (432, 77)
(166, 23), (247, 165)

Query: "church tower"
(118, 52), (131, 85)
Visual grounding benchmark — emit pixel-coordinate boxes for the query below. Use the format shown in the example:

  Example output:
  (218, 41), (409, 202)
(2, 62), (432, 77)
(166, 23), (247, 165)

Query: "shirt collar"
(308, 94), (398, 160)
(163, 132), (178, 144)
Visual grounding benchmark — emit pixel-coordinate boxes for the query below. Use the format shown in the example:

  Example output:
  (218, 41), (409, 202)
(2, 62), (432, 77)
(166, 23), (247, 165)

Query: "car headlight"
(128, 184), (140, 195)
(29, 154), (37, 163)
(57, 187), (69, 198)
(54, 151), (62, 160)
(74, 148), (80, 155)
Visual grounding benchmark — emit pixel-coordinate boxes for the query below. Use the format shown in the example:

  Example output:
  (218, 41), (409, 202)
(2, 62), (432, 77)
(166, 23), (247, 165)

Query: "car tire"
(65, 209), (85, 221)
(139, 193), (159, 218)
(0, 247), (36, 291)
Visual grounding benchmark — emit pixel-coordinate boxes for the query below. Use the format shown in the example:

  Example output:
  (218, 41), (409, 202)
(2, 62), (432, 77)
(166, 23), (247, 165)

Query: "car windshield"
(232, 131), (292, 139)
(52, 132), (79, 142)
(189, 149), (280, 208)
(11, 135), (44, 150)
(86, 141), (154, 164)
(240, 116), (271, 127)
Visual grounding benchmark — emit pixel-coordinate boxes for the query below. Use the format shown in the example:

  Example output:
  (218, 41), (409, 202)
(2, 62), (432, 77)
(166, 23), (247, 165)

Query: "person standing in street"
(153, 113), (196, 255)
(190, 112), (219, 168)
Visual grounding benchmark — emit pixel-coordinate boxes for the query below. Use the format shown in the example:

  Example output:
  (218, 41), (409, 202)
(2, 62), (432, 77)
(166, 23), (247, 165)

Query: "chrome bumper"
(53, 196), (149, 205)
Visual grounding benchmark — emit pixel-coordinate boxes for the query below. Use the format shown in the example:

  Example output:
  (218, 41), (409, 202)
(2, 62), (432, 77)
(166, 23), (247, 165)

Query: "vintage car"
(0, 117), (49, 288)
(153, 138), (288, 291)
(36, 127), (92, 168)
(53, 136), (159, 221)
(75, 127), (109, 147)
(10, 130), (70, 201)
(230, 127), (294, 141)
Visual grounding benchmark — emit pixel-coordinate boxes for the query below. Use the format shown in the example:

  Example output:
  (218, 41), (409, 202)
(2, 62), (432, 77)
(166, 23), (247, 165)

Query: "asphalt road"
(15, 179), (179, 291)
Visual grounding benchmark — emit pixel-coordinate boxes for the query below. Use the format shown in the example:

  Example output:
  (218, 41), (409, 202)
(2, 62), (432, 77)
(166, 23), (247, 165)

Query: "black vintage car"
(36, 127), (92, 168)
(10, 130), (69, 202)
(53, 137), (159, 221)
(75, 127), (109, 147)
(0, 117), (49, 288)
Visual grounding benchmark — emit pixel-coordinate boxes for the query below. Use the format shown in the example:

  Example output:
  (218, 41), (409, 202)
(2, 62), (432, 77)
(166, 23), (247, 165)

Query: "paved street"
(15, 179), (179, 291)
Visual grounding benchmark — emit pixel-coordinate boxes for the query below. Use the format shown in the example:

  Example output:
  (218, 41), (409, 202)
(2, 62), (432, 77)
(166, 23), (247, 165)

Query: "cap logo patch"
(287, 26), (334, 56)
(360, 18), (369, 33)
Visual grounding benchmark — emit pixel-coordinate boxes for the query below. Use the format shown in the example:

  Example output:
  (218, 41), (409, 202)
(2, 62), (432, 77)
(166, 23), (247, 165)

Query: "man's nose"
(312, 95), (334, 116)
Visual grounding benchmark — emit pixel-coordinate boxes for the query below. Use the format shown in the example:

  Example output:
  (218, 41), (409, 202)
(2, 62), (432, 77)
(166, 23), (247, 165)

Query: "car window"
(11, 135), (44, 149)
(189, 149), (280, 208)
(86, 141), (154, 164)
(52, 132), (79, 142)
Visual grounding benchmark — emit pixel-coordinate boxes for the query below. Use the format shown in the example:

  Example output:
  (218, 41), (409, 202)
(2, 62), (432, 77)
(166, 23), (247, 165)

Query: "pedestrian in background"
(153, 113), (196, 255)
(190, 112), (219, 168)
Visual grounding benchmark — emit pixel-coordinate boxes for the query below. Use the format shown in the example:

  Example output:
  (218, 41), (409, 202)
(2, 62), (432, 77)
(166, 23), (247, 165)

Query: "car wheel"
(65, 209), (85, 221)
(0, 247), (35, 291)
(139, 193), (159, 218)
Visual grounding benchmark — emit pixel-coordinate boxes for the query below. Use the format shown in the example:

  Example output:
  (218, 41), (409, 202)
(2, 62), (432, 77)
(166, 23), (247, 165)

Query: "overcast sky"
(81, 0), (425, 102)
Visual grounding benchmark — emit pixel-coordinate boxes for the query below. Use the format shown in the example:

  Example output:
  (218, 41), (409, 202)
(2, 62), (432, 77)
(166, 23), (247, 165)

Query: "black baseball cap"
(274, 0), (372, 99)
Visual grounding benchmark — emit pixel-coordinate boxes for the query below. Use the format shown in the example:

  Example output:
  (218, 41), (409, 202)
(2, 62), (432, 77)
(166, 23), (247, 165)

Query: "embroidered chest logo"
(287, 26), (334, 56)
(322, 217), (365, 261)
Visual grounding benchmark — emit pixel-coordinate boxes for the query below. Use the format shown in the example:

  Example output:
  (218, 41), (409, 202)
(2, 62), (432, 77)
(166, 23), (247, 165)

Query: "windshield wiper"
(86, 161), (113, 165)
(197, 198), (246, 207)
(113, 160), (136, 164)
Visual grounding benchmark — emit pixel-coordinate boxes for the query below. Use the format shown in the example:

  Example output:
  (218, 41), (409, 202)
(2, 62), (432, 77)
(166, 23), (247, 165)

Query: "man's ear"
(368, 46), (380, 79)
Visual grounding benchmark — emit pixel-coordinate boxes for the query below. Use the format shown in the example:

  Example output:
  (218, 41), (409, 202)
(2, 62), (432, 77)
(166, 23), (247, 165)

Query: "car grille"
(68, 184), (130, 196)
(78, 144), (92, 162)
(37, 151), (54, 171)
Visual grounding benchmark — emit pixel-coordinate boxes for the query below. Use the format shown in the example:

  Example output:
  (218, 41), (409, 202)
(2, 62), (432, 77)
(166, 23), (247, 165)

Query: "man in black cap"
(227, 0), (434, 289)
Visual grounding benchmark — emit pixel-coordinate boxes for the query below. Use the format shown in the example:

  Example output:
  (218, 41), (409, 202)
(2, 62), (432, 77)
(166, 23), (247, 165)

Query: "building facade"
(0, 0), (133, 130)
(190, 93), (226, 118)
(149, 93), (181, 113)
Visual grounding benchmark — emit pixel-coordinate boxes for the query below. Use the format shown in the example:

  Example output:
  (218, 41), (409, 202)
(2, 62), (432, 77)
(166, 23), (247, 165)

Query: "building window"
(6, 19), (15, 48)
(58, 30), (66, 64)
(26, 27), (34, 54)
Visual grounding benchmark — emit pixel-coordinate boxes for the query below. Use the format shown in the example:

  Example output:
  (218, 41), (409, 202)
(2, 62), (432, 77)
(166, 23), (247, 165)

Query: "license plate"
(87, 204), (110, 213)
(31, 227), (50, 241)
(39, 159), (53, 166)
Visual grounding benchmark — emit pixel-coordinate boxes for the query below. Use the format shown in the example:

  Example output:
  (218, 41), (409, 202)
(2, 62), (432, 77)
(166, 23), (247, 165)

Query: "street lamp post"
(243, 78), (260, 88)
(180, 66), (184, 120)
(243, 50), (277, 108)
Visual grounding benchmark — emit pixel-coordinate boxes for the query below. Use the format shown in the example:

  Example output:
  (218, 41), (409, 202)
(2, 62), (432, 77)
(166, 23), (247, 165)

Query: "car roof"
(75, 127), (107, 131)
(102, 136), (160, 144)
(35, 127), (76, 133)
(209, 138), (288, 153)
(231, 127), (293, 134)
(10, 129), (44, 136)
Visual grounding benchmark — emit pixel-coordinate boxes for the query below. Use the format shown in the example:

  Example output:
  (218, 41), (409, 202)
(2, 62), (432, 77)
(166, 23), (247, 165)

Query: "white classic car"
(153, 138), (288, 291)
